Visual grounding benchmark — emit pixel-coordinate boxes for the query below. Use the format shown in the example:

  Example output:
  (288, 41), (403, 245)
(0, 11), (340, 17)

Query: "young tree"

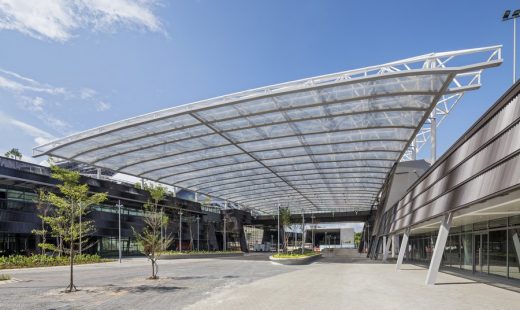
(200, 197), (212, 251)
(187, 216), (195, 250)
(42, 166), (107, 292)
(279, 207), (292, 253)
(31, 188), (53, 255)
(133, 183), (172, 279)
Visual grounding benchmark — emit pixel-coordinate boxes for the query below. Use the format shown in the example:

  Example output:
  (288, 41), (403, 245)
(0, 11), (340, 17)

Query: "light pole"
(301, 211), (305, 254)
(178, 211), (183, 252)
(223, 216), (227, 251)
(277, 204), (280, 254)
(367, 223), (371, 254)
(503, 9), (520, 83)
(116, 200), (123, 263)
(196, 215), (200, 251)
(311, 214), (315, 251)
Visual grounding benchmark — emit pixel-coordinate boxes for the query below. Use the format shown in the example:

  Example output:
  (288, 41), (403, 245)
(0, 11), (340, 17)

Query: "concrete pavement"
(1, 251), (519, 309)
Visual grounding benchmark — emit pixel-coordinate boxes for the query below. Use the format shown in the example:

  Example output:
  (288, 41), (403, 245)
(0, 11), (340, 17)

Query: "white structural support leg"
(395, 228), (410, 271)
(382, 235), (392, 262)
(382, 236), (387, 261)
(425, 213), (453, 285)
(392, 235), (398, 258)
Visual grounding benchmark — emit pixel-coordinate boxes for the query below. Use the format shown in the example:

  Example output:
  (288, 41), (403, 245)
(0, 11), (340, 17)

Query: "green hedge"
(272, 251), (319, 259)
(159, 250), (243, 256)
(0, 254), (110, 269)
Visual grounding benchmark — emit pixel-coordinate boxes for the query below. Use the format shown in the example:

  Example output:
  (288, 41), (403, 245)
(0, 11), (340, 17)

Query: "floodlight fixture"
(503, 9), (520, 82)
(503, 10), (511, 20)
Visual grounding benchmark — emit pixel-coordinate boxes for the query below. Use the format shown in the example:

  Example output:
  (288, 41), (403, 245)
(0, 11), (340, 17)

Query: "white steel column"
(383, 235), (392, 262)
(512, 232), (520, 268)
(301, 211), (305, 254)
(392, 235), (398, 258)
(117, 200), (122, 263)
(430, 116), (437, 163)
(178, 211), (183, 251)
(425, 213), (453, 285)
(196, 216), (200, 251)
(277, 204), (280, 254)
(396, 228), (410, 271)
(311, 214), (315, 250)
(515, 17), (517, 83)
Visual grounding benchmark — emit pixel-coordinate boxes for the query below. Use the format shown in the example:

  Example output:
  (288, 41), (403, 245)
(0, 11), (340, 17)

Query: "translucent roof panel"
(34, 47), (502, 214)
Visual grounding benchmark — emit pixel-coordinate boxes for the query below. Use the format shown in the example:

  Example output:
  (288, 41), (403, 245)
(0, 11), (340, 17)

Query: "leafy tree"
(40, 166), (107, 292)
(279, 207), (292, 253)
(187, 215), (195, 250)
(4, 148), (22, 160)
(31, 188), (53, 255)
(200, 197), (212, 251)
(133, 183), (172, 279)
(354, 232), (362, 248)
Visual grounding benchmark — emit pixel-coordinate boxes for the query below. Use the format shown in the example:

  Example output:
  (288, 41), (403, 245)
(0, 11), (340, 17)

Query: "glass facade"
(407, 215), (520, 281)
(97, 236), (143, 256)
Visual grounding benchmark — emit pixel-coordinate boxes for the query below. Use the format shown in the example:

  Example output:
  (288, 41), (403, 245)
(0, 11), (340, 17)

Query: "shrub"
(0, 254), (110, 269)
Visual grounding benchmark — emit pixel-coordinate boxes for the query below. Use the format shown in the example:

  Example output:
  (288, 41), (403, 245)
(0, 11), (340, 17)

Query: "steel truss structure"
(401, 46), (502, 161)
(34, 46), (502, 215)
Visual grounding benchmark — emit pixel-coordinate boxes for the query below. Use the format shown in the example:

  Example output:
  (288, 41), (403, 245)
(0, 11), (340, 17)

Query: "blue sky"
(0, 0), (518, 164)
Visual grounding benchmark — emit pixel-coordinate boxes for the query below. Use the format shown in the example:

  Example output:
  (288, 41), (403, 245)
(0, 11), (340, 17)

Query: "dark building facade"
(366, 80), (520, 283)
(0, 157), (250, 256)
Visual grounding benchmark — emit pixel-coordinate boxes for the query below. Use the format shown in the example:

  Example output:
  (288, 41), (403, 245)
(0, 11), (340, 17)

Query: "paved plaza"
(1, 252), (519, 310)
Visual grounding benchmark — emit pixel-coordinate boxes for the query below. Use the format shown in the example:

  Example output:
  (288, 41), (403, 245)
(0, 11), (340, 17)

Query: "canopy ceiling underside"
(34, 49), (501, 215)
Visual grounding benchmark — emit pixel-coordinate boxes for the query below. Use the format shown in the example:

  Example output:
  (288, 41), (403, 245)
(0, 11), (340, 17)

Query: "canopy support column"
(425, 213), (453, 285)
(396, 228), (410, 271)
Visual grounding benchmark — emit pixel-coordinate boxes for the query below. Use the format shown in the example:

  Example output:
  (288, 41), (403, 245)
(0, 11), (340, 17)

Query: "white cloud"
(37, 112), (70, 131)
(80, 87), (97, 99)
(0, 0), (163, 42)
(17, 96), (45, 112)
(1, 68), (112, 131)
(0, 111), (55, 146)
(95, 101), (111, 111)
(0, 68), (66, 94)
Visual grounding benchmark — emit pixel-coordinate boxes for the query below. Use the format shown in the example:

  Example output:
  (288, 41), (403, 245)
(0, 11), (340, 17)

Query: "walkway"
(1, 252), (518, 309)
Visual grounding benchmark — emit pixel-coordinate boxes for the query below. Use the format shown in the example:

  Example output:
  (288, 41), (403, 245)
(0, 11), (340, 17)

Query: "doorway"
(473, 233), (488, 274)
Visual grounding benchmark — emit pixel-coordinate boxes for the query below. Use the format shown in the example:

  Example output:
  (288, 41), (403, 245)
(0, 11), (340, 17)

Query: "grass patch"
(272, 251), (320, 259)
(0, 254), (112, 269)
(160, 250), (243, 256)
(0, 274), (10, 281)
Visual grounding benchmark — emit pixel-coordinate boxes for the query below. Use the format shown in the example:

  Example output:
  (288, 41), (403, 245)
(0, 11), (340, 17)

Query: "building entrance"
(473, 233), (488, 274)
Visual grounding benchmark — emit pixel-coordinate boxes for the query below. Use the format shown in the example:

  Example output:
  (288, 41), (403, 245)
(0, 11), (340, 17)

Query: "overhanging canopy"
(34, 46), (502, 214)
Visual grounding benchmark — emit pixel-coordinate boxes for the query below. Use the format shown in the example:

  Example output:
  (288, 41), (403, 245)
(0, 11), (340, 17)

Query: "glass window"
(7, 190), (24, 200)
(444, 234), (460, 268)
(489, 218), (507, 229)
(509, 215), (520, 227)
(461, 233), (473, 271)
(508, 229), (520, 280)
(489, 230), (507, 277)
(473, 220), (487, 231)
(462, 224), (473, 233)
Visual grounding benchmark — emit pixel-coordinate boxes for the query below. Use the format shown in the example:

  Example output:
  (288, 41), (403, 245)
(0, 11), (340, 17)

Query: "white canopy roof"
(34, 46), (502, 214)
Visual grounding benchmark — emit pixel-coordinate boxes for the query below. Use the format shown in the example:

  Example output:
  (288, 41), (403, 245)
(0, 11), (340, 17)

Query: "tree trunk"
(189, 220), (194, 250)
(151, 258), (155, 279)
(69, 244), (74, 292)
(79, 210), (82, 255)
(41, 218), (45, 255)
